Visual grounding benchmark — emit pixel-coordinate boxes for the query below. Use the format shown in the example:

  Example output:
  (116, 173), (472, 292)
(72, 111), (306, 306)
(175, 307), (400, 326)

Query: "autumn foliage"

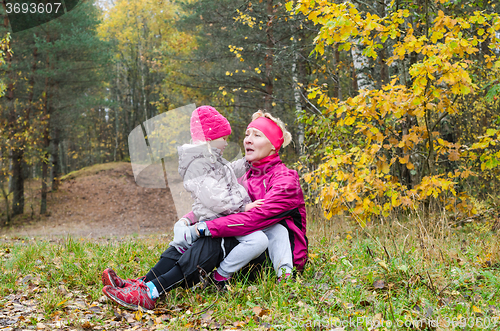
(292, 0), (500, 224)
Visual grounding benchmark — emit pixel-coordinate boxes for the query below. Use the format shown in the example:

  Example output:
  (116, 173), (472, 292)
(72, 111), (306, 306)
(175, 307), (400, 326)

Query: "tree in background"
(97, 0), (198, 161)
(294, 0), (500, 224)
(176, 0), (321, 159)
(0, 0), (111, 217)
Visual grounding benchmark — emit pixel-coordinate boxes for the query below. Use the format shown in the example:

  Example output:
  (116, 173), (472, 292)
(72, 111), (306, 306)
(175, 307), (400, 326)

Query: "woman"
(101, 110), (308, 311)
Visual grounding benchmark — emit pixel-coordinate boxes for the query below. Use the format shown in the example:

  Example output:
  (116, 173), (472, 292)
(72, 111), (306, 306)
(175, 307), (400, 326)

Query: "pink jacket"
(206, 154), (308, 270)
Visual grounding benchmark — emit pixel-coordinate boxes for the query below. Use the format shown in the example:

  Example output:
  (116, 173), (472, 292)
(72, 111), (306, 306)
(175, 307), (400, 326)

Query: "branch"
(298, 89), (324, 116)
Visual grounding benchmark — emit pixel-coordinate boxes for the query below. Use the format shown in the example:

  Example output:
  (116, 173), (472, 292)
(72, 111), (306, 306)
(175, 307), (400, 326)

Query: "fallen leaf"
(252, 306), (262, 316)
(56, 299), (68, 307)
(81, 320), (92, 329)
(247, 285), (258, 292)
(377, 260), (389, 271)
(373, 280), (385, 289)
(396, 265), (408, 272)
(343, 302), (354, 309)
(359, 300), (371, 307)
(233, 320), (246, 327)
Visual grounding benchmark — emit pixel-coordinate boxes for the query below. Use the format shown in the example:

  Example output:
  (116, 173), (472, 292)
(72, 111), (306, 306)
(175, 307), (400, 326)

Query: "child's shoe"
(212, 270), (230, 292)
(102, 282), (156, 311)
(102, 268), (145, 288)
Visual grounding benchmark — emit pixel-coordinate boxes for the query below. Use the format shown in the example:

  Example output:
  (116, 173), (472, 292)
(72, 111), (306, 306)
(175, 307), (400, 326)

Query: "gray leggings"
(217, 223), (293, 278)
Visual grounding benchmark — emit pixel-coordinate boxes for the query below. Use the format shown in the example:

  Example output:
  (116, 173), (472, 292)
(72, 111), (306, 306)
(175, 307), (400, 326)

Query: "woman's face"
(244, 128), (275, 163)
(211, 135), (229, 154)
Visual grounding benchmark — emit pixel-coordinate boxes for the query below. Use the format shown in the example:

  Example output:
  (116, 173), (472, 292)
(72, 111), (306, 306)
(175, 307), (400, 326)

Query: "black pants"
(145, 237), (268, 294)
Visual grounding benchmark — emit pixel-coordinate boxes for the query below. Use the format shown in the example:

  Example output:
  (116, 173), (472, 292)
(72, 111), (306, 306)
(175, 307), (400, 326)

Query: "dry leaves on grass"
(0, 290), (175, 330)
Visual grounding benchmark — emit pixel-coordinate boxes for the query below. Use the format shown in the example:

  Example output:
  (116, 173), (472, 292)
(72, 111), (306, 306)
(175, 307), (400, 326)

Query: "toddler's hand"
(171, 218), (192, 251)
(245, 199), (265, 211)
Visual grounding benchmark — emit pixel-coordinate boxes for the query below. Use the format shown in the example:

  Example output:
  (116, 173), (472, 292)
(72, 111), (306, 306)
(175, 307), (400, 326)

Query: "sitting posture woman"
(101, 109), (308, 311)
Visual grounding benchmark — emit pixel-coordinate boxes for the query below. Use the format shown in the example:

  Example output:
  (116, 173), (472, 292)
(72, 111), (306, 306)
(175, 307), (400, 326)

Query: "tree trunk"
(8, 151), (13, 194)
(11, 149), (25, 216)
(291, 36), (304, 156)
(333, 48), (343, 101)
(0, 148), (11, 225)
(58, 141), (64, 175)
(40, 35), (52, 215)
(264, 0), (274, 110)
(50, 128), (60, 191)
(114, 63), (121, 161)
(351, 43), (373, 91)
(2, 2), (25, 216)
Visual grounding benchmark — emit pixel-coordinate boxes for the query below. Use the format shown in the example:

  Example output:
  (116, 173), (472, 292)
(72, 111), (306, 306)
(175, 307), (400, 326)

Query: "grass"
(60, 162), (129, 182)
(0, 213), (499, 330)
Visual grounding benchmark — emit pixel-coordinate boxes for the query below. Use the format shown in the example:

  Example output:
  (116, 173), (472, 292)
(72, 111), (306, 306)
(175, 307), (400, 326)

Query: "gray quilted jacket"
(177, 143), (251, 222)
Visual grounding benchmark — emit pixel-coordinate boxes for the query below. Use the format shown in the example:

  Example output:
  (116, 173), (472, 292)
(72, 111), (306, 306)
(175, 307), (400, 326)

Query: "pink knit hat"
(190, 106), (232, 142)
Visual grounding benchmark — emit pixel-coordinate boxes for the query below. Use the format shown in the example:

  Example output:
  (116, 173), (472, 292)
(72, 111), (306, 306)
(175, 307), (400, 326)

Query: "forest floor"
(0, 162), (180, 239)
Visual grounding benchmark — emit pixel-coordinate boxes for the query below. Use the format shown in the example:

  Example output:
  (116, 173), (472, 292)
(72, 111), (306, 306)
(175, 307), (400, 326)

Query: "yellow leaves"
(379, 162), (390, 174)
(344, 116), (356, 126)
(345, 190), (358, 202)
(448, 150), (460, 161)
(395, 45), (406, 59)
(413, 76), (428, 95)
(298, 3), (500, 226)
(233, 9), (256, 28)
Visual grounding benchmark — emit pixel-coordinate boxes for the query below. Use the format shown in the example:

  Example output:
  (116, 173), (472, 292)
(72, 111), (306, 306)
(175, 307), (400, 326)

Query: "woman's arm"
(205, 170), (303, 237)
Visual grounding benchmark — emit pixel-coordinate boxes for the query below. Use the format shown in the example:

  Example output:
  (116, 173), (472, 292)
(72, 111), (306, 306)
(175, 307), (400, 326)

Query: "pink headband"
(247, 117), (284, 150)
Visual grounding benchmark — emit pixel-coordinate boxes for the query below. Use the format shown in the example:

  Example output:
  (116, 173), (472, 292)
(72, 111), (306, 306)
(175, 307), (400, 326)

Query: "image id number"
(6, 2), (62, 14)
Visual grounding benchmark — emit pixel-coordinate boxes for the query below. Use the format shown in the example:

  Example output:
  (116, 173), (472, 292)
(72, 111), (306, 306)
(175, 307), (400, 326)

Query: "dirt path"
(0, 162), (180, 238)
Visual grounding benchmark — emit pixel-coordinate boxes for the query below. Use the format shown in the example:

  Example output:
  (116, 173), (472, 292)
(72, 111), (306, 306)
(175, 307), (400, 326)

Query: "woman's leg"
(262, 223), (293, 277)
(216, 231), (268, 279)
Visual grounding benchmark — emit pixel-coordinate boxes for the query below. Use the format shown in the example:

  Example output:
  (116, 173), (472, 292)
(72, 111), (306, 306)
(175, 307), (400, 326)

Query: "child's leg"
(262, 224), (293, 277)
(216, 231), (268, 279)
(144, 246), (182, 282)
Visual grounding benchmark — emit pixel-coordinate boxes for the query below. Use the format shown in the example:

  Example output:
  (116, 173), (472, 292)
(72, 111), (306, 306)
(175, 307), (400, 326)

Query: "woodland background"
(0, 0), (500, 227)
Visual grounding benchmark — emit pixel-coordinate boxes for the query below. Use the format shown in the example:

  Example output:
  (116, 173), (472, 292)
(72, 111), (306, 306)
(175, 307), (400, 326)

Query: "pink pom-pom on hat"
(190, 105), (232, 142)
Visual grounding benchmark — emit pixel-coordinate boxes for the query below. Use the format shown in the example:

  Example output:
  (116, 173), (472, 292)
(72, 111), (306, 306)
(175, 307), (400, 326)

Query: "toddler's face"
(211, 135), (229, 154)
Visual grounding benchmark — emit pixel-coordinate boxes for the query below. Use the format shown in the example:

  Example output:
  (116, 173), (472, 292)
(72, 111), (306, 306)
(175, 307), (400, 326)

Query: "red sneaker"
(102, 268), (145, 288)
(102, 283), (156, 311)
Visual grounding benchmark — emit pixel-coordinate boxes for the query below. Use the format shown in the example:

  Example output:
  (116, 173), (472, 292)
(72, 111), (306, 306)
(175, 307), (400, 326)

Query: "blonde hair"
(251, 110), (292, 148)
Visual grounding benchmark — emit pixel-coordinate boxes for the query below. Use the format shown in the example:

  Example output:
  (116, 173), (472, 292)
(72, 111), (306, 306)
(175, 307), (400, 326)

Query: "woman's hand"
(245, 199), (265, 211)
